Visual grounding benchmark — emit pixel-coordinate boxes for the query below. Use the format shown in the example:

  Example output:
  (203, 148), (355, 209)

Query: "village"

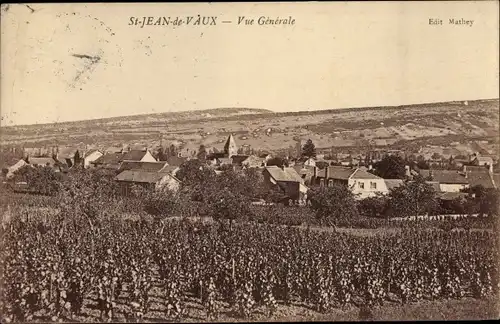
(2, 133), (499, 216)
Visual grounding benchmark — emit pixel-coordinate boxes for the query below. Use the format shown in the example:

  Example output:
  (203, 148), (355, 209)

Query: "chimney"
(313, 166), (318, 179)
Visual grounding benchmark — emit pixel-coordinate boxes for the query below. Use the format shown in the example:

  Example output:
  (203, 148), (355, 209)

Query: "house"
(4, 159), (28, 179)
(241, 155), (266, 168)
(258, 153), (273, 165)
(469, 153), (494, 167)
(105, 146), (125, 154)
(383, 179), (441, 193)
(292, 165), (315, 185)
(27, 156), (58, 168)
(312, 166), (389, 199)
(263, 166), (308, 202)
(83, 149), (103, 168)
(56, 147), (83, 168)
(419, 170), (469, 192)
(115, 170), (181, 196)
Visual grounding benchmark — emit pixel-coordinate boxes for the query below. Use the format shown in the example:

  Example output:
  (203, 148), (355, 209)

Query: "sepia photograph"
(0, 1), (499, 322)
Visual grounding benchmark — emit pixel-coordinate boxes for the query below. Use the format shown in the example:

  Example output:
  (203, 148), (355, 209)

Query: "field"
(1, 204), (499, 323)
(1, 99), (498, 157)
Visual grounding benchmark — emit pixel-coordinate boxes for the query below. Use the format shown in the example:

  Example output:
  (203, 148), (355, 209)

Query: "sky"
(1, 2), (498, 126)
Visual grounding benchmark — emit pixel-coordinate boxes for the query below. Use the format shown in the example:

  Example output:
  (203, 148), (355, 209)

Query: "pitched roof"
(231, 155), (250, 165)
(93, 152), (124, 165)
(105, 146), (123, 154)
(384, 179), (404, 191)
(467, 171), (496, 189)
(265, 166), (303, 183)
(115, 170), (177, 184)
(83, 149), (102, 158)
(292, 165), (315, 176)
(350, 168), (382, 180)
(165, 156), (187, 167)
(119, 161), (169, 173)
(420, 170), (468, 184)
(122, 150), (151, 161)
(57, 147), (79, 159)
(317, 166), (355, 180)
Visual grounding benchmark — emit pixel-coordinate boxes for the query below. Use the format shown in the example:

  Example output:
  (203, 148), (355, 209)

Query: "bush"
(358, 196), (389, 218)
(308, 184), (359, 226)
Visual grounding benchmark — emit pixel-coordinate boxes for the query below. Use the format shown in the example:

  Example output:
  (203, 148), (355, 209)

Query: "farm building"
(312, 166), (389, 199)
(115, 170), (180, 196)
(263, 166), (308, 202)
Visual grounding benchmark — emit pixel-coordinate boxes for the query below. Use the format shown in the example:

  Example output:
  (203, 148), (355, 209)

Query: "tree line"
(4, 160), (498, 230)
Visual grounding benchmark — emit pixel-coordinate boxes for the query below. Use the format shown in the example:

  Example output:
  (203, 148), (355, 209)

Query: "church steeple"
(223, 134), (238, 157)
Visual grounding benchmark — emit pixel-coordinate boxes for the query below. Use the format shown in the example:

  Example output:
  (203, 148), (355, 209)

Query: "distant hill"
(1, 99), (498, 159)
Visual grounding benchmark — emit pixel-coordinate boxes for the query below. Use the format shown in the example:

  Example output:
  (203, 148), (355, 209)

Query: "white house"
(83, 150), (104, 168)
(312, 166), (389, 199)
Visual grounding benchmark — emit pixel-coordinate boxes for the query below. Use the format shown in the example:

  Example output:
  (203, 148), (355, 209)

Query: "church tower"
(223, 134), (238, 157)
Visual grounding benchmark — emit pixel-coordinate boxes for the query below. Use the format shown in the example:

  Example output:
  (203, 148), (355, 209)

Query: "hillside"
(1, 99), (498, 158)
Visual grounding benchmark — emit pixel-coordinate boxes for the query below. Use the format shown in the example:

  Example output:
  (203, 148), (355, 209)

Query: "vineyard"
(1, 210), (499, 322)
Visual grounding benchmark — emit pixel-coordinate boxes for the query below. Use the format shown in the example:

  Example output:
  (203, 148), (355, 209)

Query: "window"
(358, 182), (365, 189)
(328, 179), (333, 187)
(320, 179), (325, 187)
(370, 182), (377, 189)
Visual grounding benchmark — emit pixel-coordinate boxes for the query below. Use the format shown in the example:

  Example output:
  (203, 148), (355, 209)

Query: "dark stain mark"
(72, 53), (101, 64)
(25, 5), (35, 13)
(70, 53), (102, 88)
(1, 4), (10, 13)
